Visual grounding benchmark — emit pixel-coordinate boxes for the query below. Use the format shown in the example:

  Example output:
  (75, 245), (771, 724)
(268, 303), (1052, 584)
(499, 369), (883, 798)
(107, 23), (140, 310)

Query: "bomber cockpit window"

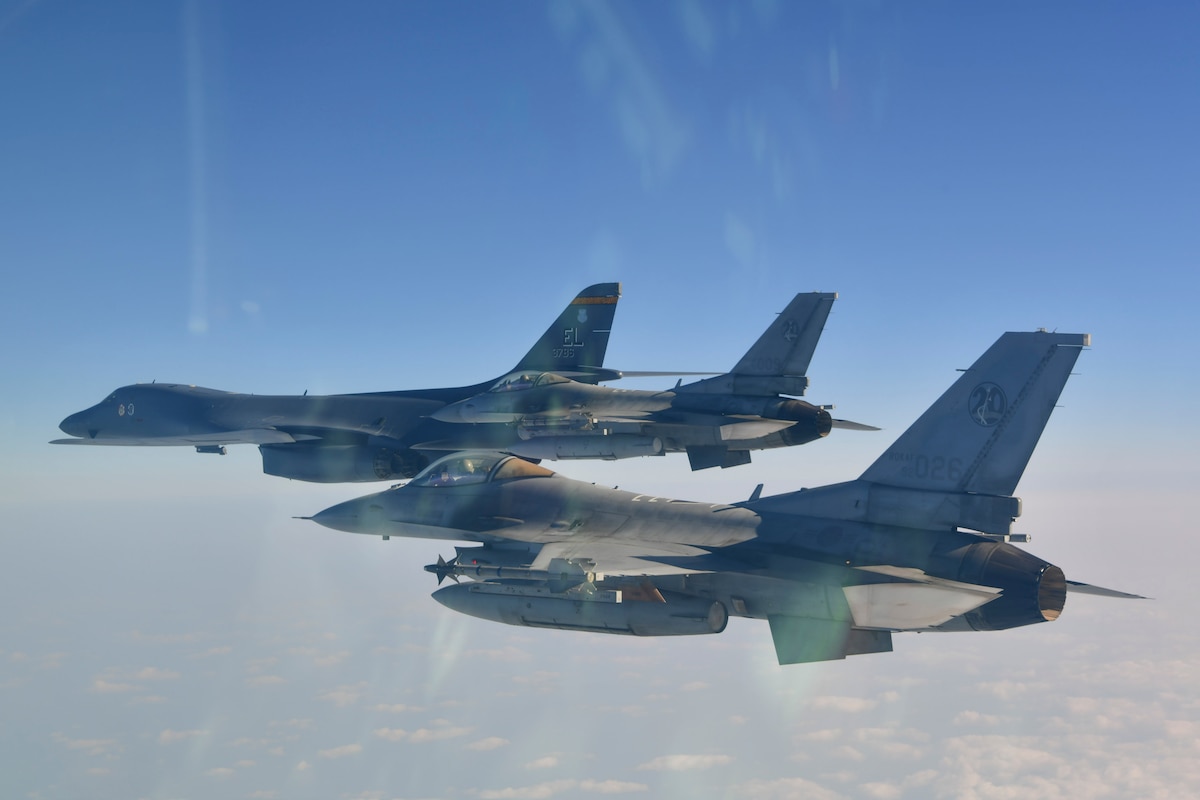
(409, 453), (507, 488)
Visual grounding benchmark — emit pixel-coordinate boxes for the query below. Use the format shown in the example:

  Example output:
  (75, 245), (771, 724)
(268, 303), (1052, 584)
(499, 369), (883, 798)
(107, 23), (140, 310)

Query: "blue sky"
(2, 2), (1198, 798)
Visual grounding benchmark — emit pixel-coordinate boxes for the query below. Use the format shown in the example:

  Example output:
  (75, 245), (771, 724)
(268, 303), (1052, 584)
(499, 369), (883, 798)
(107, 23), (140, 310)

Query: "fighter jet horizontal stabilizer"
(1065, 581), (1147, 600)
(830, 419), (881, 432)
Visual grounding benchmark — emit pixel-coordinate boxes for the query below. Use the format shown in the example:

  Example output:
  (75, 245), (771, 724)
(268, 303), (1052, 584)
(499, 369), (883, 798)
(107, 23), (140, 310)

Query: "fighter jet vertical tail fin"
(859, 331), (1089, 497)
(730, 292), (836, 377)
(512, 282), (621, 377)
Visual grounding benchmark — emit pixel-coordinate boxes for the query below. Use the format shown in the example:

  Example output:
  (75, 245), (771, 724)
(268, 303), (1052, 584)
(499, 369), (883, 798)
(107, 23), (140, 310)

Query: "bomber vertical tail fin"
(512, 283), (621, 377)
(859, 330), (1089, 496)
(731, 292), (836, 377)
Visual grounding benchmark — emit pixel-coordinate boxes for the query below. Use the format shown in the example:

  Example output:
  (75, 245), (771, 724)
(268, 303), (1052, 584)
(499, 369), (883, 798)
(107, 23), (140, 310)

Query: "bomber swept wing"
(308, 330), (1142, 664)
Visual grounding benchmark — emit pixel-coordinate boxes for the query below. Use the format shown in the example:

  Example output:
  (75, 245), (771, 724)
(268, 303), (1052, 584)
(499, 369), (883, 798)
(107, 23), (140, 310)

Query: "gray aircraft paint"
(53, 283), (622, 482)
(309, 330), (1140, 665)
(430, 292), (877, 470)
(53, 288), (874, 479)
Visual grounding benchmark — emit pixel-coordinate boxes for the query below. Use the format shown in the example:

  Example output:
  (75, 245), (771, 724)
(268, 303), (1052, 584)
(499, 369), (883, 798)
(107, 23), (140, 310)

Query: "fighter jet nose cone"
(430, 403), (463, 423)
(310, 503), (359, 532)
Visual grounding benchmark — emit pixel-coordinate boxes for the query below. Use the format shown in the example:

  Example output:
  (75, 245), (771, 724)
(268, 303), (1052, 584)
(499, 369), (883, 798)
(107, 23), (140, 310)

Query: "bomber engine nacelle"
(432, 582), (728, 637)
(259, 442), (428, 483)
(932, 541), (1066, 631)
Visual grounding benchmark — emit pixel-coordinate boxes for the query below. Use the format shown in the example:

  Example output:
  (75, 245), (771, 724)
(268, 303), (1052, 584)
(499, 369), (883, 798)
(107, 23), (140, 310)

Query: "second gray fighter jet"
(430, 292), (876, 470)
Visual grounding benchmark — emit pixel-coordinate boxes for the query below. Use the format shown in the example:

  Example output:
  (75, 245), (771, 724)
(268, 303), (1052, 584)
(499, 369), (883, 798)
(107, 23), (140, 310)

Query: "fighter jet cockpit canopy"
(405, 451), (555, 489)
(488, 371), (572, 393)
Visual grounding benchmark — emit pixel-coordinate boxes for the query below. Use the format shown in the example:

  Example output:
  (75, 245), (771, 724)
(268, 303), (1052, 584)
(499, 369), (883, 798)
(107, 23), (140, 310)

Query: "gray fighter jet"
(309, 330), (1141, 664)
(430, 292), (877, 471)
(52, 283), (623, 482)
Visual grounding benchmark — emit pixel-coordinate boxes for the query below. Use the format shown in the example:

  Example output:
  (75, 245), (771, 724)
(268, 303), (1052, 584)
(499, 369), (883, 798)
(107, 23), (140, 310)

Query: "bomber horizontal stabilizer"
(1066, 580), (1147, 600)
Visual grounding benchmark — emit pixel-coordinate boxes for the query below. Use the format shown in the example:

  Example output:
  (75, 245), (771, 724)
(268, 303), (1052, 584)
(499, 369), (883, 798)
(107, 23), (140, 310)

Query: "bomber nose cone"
(59, 411), (91, 438)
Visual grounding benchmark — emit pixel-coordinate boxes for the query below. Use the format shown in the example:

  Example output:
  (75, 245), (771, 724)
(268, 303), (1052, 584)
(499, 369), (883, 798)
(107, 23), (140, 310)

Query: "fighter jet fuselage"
(308, 331), (1142, 663)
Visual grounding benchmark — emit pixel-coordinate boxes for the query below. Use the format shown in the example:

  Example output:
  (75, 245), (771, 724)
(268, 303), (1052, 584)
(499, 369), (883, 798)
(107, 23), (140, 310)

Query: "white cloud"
(478, 780), (578, 799)
(476, 777), (645, 797)
(205, 767), (234, 778)
(525, 755), (559, 770)
(728, 777), (848, 800)
(133, 667), (180, 680)
(467, 737), (510, 751)
(91, 678), (138, 693)
(512, 670), (559, 688)
(52, 733), (119, 758)
(131, 695), (166, 705)
(192, 645), (232, 658)
(245, 657), (279, 673)
(269, 718), (315, 731)
(319, 682), (367, 708)
(859, 782), (901, 799)
(466, 645), (534, 662)
(637, 754), (733, 771)
(317, 743), (361, 759)
(579, 780), (647, 794)
(832, 745), (865, 762)
(954, 710), (1003, 727)
(373, 727), (408, 742)
(408, 722), (473, 743)
(373, 703), (416, 713)
(159, 729), (206, 745)
(812, 696), (878, 713)
(129, 630), (201, 644)
(975, 679), (1047, 701)
(247, 675), (286, 686)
